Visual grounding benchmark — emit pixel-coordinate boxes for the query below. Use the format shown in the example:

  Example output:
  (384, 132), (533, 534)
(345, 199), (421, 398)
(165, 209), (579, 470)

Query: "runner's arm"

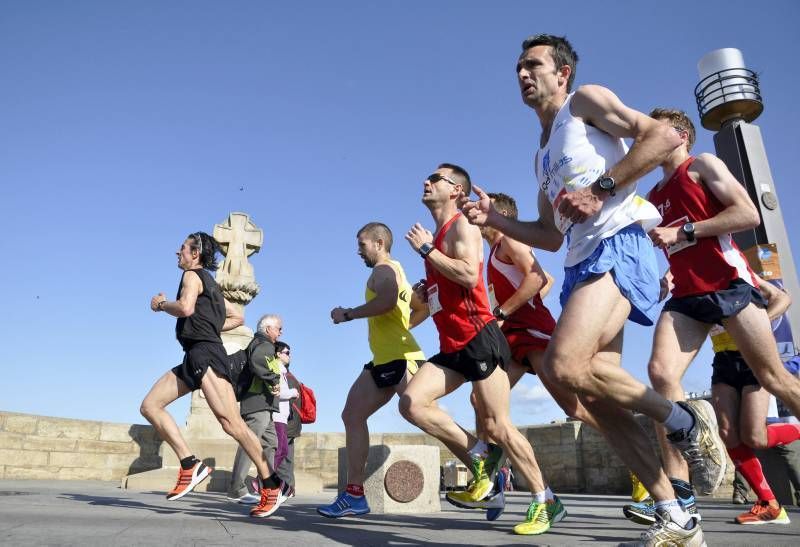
(540, 271), (555, 299)
(571, 84), (682, 191)
(481, 188), (564, 251)
(338, 264), (399, 321)
(423, 217), (482, 288)
(757, 276), (791, 321)
(409, 287), (430, 328)
(222, 298), (244, 331)
(153, 271), (201, 317)
(689, 153), (760, 239)
(496, 237), (549, 315)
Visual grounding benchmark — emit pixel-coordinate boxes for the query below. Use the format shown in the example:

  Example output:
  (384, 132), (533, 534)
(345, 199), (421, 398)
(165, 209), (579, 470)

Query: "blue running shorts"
(560, 223), (660, 326)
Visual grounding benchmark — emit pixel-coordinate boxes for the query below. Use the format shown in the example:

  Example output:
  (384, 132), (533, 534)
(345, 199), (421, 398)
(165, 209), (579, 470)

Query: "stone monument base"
(337, 444), (440, 514)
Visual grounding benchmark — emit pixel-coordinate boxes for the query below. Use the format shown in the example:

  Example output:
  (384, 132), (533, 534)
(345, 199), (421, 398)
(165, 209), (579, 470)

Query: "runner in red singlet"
(625, 108), (800, 525)
(402, 164), (565, 535)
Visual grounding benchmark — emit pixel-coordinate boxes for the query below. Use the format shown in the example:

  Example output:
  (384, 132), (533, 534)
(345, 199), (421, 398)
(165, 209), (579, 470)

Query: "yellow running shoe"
(445, 474), (493, 506)
(513, 498), (563, 535)
(630, 472), (650, 503)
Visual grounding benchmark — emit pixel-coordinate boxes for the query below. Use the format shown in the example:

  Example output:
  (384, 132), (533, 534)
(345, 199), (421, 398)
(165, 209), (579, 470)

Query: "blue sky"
(2, 1), (799, 435)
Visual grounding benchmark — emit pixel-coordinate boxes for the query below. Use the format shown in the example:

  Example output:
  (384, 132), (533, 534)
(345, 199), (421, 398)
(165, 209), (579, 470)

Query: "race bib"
(427, 284), (443, 315)
(665, 215), (697, 256)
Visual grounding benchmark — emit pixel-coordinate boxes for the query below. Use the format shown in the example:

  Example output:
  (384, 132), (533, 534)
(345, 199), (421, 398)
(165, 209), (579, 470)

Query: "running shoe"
(250, 485), (283, 518)
(278, 482), (294, 504)
(619, 509), (706, 547)
(732, 485), (749, 505)
(445, 454), (493, 506)
(486, 470), (506, 521)
(630, 472), (650, 502)
(166, 461), (212, 501)
(483, 443), (504, 479)
(512, 496), (566, 535)
(226, 491), (260, 505)
(735, 500), (791, 525)
(623, 496), (698, 526)
(666, 400), (727, 495)
(317, 491), (370, 518)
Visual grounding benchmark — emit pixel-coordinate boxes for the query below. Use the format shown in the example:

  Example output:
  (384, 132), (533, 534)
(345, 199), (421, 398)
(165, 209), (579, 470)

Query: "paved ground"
(1, 480), (798, 546)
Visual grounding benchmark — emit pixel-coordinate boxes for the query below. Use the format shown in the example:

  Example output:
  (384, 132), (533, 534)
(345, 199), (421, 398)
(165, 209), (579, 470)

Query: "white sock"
(545, 486), (554, 502)
(662, 402), (694, 434)
(468, 440), (490, 459)
(655, 499), (690, 527)
(532, 490), (546, 503)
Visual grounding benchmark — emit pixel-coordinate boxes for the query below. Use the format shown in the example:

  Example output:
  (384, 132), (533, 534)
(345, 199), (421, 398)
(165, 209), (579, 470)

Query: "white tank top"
(535, 93), (662, 266)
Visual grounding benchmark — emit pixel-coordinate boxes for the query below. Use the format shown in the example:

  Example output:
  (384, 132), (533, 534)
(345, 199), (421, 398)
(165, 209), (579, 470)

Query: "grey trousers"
(227, 410), (278, 497)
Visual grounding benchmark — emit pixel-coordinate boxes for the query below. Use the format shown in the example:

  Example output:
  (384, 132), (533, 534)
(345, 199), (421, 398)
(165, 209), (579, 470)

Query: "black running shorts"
(429, 321), (512, 382)
(711, 350), (760, 393)
(364, 359), (423, 388)
(663, 278), (767, 326)
(171, 341), (232, 391)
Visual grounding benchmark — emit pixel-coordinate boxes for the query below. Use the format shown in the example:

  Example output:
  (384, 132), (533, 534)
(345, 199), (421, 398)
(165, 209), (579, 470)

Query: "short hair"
(256, 314), (281, 334)
(649, 108), (696, 152)
(187, 231), (220, 271)
(274, 341), (290, 353)
(521, 34), (579, 92)
(357, 222), (393, 252)
(438, 163), (472, 196)
(487, 192), (518, 220)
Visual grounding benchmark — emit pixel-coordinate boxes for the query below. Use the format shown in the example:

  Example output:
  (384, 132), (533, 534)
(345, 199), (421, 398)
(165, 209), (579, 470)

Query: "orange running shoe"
(166, 461), (212, 501)
(735, 500), (791, 525)
(250, 485), (283, 518)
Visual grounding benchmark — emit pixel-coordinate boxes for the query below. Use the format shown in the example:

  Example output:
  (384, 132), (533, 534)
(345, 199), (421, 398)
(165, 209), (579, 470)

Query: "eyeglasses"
(269, 325), (283, 332)
(427, 173), (457, 186)
(279, 350), (290, 356)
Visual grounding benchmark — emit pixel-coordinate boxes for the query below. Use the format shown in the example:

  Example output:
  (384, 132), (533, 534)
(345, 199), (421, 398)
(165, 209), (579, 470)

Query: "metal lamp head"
(695, 48), (763, 131)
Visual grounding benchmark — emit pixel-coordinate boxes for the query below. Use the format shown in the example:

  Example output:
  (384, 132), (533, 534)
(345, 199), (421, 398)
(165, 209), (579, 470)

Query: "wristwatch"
(343, 309), (353, 322)
(418, 242), (435, 258)
(595, 175), (616, 196)
(682, 222), (696, 242)
(493, 305), (508, 321)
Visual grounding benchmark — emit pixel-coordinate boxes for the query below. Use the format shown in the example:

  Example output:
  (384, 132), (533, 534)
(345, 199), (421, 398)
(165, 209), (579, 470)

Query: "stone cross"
(213, 212), (263, 281)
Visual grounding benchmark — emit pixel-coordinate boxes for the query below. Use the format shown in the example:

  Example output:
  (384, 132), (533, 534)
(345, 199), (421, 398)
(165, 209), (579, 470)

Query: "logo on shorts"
(478, 362), (487, 372)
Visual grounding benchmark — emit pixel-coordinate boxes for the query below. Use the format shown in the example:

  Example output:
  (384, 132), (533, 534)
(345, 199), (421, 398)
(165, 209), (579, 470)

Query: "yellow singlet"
(367, 260), (425, 366)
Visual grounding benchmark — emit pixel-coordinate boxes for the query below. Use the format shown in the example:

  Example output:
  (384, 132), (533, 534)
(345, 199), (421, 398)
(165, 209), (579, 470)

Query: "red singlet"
(647, 156), (757, 298)
(425, 213), (494, 353)
(487, 242), (556, 337)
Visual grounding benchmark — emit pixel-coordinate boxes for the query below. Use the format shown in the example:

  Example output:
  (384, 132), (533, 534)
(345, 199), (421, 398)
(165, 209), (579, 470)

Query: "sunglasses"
(279, 350), (290, 356)
(427, 173), (457, 186)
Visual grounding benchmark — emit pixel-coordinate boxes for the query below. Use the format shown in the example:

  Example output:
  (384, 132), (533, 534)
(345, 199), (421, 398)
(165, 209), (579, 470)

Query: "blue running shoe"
(317, 491), (370, 518)
(623, 496), (698, 526)
(486, 468), (507, 521)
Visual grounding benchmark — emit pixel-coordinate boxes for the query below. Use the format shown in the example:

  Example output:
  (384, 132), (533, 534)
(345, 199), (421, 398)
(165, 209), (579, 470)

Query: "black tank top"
(175, 269), (225, 349)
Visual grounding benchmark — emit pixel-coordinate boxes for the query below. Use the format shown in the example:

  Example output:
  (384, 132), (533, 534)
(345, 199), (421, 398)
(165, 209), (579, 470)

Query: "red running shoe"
(166, 461), (212, 501)
(250, 485), (283, 518)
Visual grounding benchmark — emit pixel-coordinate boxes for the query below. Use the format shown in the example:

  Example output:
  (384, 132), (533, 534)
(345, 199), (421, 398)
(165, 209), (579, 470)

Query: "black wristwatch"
(595, 175), (616, 196)
(493, 305), (508, 321)
(418, 242), (435, 258)
(682, 222), (696, 243)
(343, 309), (353, 322)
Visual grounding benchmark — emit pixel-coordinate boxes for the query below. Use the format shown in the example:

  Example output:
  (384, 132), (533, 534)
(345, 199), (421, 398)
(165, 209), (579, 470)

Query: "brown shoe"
(735, 500), (791, 525)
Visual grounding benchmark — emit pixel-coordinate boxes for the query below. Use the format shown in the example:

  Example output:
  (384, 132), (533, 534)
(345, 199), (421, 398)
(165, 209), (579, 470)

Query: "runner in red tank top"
(635, 109), (800, 521)
(402, 164), (560, 530)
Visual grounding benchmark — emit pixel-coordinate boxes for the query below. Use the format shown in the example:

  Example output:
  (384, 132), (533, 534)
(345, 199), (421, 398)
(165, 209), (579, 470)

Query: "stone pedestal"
(338, 445), (440, 514)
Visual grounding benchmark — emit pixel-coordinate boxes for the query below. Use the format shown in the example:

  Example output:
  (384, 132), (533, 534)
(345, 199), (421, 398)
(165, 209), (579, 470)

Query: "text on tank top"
(366, 259), (425, 365)
(175, 269), (225, 349)
(486, 242), (556, 337)
(424, 213), (494, 353)
(646, 156), (756, 298)
(535, 93), (661, 266)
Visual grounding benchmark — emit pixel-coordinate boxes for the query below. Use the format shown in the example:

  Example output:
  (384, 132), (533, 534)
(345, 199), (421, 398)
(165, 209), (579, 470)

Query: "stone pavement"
(0, 480), (798, 546)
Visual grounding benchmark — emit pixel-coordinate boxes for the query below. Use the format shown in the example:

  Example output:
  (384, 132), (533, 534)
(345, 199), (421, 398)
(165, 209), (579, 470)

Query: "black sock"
(180, 455), (199, 470)
(261, 473), (281, 489)
(670, 477), (694, 499)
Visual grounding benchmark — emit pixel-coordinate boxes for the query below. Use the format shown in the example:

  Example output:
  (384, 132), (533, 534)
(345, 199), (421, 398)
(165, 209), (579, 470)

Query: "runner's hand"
(461, 184), (498, 227)
(557, 186), (603, 223)
(331, 306), (349, 324)
(150, 293), (166, 312)
(412, 280), (428, 302)
(405, 223), (433, 252)
(648, 226), (683, 249)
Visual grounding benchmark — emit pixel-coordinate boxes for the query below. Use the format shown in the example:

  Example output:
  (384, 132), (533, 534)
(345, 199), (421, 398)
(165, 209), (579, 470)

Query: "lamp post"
(695, 48), (799, 355)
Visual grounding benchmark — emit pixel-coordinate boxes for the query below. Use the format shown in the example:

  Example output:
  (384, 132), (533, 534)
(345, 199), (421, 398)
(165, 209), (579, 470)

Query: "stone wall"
(0, 411), (162, 481)
(0, 410), (745, 498)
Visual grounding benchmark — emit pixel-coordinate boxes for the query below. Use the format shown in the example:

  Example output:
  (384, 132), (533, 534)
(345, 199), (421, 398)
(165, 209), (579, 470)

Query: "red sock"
(766, 423), (800, 447)
(727, 443), (775, 502)
(346, 483), (364, 497)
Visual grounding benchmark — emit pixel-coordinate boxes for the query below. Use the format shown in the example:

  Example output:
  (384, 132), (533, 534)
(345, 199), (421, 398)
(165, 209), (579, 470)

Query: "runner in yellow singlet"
(317, 222), (428, 518)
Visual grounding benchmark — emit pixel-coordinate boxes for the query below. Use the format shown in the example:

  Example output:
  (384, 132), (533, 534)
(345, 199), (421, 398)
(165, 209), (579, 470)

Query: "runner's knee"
(717, 422), (739, 448)
(741, 429), (768, 450)
(648, 358), (680, 392)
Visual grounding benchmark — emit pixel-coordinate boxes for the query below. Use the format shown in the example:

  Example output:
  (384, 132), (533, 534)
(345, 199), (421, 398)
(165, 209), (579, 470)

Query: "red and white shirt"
(425, 213), (494, 353)
(487, 242), (556, 339)
(647, 156), (757, 298)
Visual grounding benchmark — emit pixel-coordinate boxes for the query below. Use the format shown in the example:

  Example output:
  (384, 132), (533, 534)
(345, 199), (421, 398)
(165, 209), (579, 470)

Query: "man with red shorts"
(624, 107), (800, 525)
